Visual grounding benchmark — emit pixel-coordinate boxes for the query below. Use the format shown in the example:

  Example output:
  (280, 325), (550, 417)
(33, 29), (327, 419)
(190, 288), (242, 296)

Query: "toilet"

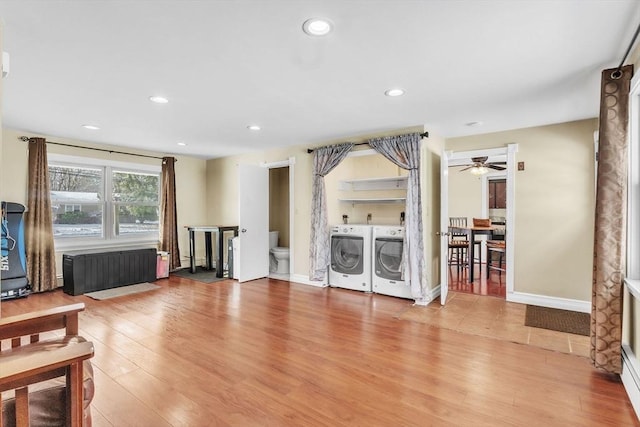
(269, 231), (290, 274)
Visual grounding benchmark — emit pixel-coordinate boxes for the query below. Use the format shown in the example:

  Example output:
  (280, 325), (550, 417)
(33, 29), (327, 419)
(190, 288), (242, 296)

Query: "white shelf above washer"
(338, 197), (406, 204)
(338, 176), (408, 191)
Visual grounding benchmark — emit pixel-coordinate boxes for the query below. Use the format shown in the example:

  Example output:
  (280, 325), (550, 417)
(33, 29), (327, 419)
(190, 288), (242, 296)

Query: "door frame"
(262, 157), (296, 276)
(442, 144), (518, 301)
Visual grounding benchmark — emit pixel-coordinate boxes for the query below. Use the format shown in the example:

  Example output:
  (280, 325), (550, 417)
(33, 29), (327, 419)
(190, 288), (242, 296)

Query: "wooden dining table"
(448, 225), (499, 282)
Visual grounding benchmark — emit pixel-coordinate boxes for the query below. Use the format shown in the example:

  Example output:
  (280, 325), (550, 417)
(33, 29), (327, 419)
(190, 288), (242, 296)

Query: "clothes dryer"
(328, 225), (372, 292)
(372, 225), (411, 299)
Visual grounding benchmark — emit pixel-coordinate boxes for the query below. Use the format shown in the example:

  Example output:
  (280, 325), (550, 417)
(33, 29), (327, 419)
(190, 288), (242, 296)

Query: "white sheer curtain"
(368, 133), (427, 302)
(309, 143), (354, 281)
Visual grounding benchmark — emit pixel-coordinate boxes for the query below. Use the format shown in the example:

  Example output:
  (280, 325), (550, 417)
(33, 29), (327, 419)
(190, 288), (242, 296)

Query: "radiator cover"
(63, 248), (157, 296)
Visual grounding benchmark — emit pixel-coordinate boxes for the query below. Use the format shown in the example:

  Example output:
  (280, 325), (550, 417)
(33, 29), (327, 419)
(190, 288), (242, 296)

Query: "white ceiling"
(1, 1), (639, 159)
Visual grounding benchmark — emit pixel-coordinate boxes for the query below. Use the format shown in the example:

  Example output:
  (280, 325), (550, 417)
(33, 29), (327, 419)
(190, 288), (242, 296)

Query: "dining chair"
(471, 217), (492, 268)
(448, 217), (468, 270)
(449, 217), (483, 273)
(486, 240), (506, 279)
(448, 217), (484, 273)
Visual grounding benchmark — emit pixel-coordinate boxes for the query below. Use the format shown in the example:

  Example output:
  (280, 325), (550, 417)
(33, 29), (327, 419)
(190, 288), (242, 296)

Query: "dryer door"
(331, 235), (364, 274)
(375, 238), (403, 280)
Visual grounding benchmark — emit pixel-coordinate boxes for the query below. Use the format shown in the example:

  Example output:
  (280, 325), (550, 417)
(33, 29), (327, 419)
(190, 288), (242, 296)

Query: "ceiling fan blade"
(487, 164), (506, 170)
(470, 156), (488, 163)
(486, 161), (506, 165)
(459, 166), (474, 171)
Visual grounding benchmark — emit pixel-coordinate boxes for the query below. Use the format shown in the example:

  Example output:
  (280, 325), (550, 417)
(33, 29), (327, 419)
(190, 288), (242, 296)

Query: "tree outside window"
(48, 163), (160, 240)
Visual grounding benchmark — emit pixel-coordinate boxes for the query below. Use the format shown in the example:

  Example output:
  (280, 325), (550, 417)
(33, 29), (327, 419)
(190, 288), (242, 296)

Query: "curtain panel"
(160, 157), (181, 271)
(368, 133), (427, 302)
(591, 64), (633, 374)
(309, 143), (354, 281)
(25, 138), (57, 292)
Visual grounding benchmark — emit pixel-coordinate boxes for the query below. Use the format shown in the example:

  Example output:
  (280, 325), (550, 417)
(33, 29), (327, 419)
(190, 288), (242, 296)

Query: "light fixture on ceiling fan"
(457, 156), (506, 175)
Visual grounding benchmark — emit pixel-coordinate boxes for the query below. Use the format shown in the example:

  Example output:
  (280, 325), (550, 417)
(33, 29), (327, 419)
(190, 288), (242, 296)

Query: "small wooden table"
(186, 226), (239, 278)
(448, 225), (498, 282)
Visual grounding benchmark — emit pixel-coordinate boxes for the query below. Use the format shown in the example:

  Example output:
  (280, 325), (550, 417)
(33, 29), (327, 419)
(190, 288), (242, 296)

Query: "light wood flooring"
(1, 275), (638, 426)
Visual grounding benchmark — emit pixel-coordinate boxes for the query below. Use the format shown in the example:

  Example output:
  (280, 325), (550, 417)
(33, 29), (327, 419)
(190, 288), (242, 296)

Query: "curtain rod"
(306, 131), (429, 154)
(615, 19), (640, 76)
(19, 136), (166, 161)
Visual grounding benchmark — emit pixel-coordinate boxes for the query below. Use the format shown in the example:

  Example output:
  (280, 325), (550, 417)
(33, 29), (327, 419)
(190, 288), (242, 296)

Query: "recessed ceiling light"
(384, 88), (405, 97)
(81, 124), (100, 130)
(302, 18), (333, 36)
(177, 142), (187, 146)
(247, 125), (261, 131)
(149, 96), (169, 104)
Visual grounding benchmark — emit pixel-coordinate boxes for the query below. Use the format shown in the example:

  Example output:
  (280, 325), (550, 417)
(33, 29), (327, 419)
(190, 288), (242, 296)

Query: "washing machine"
(372, 225), (411, 299)
(329, 225), (372, 292)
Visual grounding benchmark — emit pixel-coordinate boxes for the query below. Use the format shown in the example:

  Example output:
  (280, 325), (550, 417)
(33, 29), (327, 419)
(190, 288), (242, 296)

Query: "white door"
(440, 149), (450, 305)
(238, 164), (269, 282)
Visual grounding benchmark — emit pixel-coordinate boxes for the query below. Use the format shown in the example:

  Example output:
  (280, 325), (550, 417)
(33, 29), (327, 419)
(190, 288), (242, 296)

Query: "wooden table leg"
(468, 229), (475, 282)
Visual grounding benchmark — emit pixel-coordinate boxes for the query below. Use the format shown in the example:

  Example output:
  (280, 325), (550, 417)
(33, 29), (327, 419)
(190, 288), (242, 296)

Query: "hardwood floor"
(448, 261), (507, 298)
(1, 276), (638, 426)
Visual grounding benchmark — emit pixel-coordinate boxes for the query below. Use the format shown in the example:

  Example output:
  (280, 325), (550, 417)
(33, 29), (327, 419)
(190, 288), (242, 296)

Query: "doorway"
(264, 158), (295, 279)
(440, 145), (517, 305)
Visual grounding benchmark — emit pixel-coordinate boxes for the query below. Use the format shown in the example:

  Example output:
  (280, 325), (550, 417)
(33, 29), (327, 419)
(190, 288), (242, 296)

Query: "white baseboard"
(622, 345), (640, 420)
(289, 273), (327, 288)
(426, 285), (441, 303)
(508, 291), (590, 313)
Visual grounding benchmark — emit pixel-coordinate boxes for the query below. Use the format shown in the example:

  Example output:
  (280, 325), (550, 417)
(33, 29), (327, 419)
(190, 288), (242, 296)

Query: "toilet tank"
(269, 231), (279, 249)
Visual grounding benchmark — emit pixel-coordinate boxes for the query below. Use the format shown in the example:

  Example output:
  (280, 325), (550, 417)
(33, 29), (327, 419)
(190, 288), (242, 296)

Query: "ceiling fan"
(457, 156), (506, 175)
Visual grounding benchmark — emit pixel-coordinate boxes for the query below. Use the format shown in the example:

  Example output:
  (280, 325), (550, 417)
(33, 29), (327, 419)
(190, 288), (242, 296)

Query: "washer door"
(331, 235), (364, 274)
(375, 238), (403, 280)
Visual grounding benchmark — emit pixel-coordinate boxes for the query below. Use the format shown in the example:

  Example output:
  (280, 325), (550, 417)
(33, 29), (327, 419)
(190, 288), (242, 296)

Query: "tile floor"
(401, 292), (590, 357)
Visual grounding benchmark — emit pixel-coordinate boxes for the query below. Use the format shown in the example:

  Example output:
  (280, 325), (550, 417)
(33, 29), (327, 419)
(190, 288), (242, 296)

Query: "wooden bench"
(0, 303), (94, 427)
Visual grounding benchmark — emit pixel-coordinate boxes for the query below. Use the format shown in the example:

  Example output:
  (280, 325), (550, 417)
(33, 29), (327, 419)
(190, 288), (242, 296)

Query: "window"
(629, 74), (640, 279)
(48, 156), (160, 246)
(488, 178), (506, 209)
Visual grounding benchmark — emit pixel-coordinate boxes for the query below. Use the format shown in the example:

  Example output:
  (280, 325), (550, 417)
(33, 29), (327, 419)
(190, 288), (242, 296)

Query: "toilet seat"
(270, 247), (289, 254)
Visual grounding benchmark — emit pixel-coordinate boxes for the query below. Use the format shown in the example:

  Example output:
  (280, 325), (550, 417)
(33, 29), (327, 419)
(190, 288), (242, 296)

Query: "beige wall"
(205, 126), (431, 281)
(325, 152), (407, 227)
(206, 145), (310, 274)
(1, 128), (208, 276)
(447, 118), (598, 301)
(448, 165), (483, 221)
(0, 118), (596, 302)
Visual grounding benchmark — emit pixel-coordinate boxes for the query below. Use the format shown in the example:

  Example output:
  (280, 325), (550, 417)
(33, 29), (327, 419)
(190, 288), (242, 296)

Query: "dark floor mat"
(525, 305), (590, 336)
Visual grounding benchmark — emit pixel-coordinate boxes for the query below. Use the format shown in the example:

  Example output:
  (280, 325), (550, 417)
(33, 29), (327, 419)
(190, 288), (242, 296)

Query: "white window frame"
(628, 75), (640, 283)
(48, 153), (161, 251)
(623, 70), (640, 420)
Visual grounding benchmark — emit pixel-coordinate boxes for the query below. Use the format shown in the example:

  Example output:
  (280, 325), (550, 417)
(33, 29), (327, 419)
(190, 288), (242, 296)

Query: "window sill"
(625, 278), (640, 301)
(54, 238), (158, 254)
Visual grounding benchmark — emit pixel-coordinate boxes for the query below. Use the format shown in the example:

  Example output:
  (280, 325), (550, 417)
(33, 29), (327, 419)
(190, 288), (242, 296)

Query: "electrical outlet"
(518, 161), (525, 171)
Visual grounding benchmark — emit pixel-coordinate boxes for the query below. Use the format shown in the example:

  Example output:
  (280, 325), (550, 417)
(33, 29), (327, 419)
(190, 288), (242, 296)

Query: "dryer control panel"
(373, 226), (404, 238)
